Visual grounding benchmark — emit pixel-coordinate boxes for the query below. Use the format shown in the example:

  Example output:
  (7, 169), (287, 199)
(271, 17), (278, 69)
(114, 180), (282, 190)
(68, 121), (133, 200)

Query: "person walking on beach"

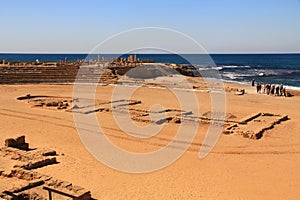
(266, 84), (271, 95)
(275, 85), (280, 96)
(256, 83), (262, 93)
(282, 87), (286, 97)
(270, 85), (275, 95)
(262, 83), (266, 94)
(279, 84), (283, 96)
(251, 79), (255, 86)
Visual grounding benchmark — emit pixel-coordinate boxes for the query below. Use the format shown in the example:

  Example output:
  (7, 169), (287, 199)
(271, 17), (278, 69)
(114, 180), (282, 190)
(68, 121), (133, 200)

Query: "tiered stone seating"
(0, 65), (118, 84)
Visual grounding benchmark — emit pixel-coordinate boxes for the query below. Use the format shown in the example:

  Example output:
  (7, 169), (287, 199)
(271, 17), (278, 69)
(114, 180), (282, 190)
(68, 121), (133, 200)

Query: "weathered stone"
(41, 150), (56, 156)
(15, 136), (25, 145)
(18, 143), (29, 151)
(46, 102), (59, 107)
(4, 136), (28, 150)
(5, 138), (17, 148)
(1, 140), (93, 199)
(33, 102), (44, 107)
(1, 170), (12, 177)
(4, 180), (44, 194)
(173, 117), (181, 124)
(0, 195), (12, 200)
(240, 112), (262, 124)
(10, 154), (22, 160)
(23, 157), (57, 170)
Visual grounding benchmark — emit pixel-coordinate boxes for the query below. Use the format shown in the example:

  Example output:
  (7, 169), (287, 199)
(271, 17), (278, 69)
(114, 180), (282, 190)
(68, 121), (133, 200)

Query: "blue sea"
(1, 53), (300, 90)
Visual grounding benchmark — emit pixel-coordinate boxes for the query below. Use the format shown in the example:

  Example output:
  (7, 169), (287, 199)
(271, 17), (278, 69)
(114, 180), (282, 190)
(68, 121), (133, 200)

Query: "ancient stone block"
(5, 138), (17, 148)
(18, 143), (29, 151)
(23, 157), (57, 170)
(15, 136), (25, 145)
(4, 136), (29, 150)
(41, 150), (56, 156)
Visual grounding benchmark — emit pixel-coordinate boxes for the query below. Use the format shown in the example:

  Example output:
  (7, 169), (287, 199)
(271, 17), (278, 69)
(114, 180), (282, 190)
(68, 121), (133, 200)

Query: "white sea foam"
(220, 65), (251, 69)
(285, 85), (300, 91)
(222, 72), (253, 79)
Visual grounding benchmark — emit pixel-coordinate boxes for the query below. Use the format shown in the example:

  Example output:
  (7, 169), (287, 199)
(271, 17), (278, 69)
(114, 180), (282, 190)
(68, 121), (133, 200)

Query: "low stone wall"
(223, 113), (289, 139)
(0, 136), (92, 200)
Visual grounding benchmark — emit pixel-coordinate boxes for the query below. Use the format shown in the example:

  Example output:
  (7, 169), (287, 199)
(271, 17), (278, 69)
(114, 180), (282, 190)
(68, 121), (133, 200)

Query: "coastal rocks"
(125, 64), (178, 79)
(225, 87), (246, 95)
(235, 89), (245, 95)
(166, 64), (200, 77)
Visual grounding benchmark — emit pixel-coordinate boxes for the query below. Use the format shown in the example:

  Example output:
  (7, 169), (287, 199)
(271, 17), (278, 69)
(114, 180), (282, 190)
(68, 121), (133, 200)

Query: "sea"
(1, 53), (300, 90)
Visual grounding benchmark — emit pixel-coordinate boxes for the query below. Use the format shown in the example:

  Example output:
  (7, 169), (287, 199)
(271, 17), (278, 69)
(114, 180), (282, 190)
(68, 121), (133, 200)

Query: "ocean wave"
(221, 78), (300, 91)
(196, 66), (222, 71)
(196, 65), (252, 71)
(285, 85), (300, 91)
(255, 69), (300, 77)
(222, 72), (253, 80)
(219, 65), (251, 70)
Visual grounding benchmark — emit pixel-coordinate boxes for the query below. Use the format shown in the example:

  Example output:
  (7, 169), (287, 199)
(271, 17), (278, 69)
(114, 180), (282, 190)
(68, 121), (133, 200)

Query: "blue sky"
(0, 0), (300, 53)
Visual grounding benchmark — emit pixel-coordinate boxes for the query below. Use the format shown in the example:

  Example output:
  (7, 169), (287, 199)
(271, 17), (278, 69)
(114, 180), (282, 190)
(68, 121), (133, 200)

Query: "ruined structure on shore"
(0, 55), (200, 84)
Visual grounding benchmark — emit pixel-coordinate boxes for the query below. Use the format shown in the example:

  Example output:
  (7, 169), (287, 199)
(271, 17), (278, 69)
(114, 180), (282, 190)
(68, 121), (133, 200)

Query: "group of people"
(253, 80), (287, 96)
(256, 83), (286, 96)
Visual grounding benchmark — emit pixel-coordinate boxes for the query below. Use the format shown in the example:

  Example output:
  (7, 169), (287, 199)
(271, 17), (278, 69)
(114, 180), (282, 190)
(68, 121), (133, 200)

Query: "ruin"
(5, 136), (29, 151)
(0, 136), (92, 200)
(0, 56), (202, 85)
(224, 112), (289, 139)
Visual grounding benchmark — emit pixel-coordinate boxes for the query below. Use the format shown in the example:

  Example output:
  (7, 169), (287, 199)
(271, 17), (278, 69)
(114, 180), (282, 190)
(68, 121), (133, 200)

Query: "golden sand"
(0, 79), (299, 199)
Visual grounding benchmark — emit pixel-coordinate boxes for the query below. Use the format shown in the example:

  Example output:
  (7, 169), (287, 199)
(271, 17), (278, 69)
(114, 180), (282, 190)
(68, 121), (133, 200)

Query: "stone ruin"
(5, 136), (29, 151)
(223, 112), (289, 139)
(17, 95), (73, 111)
(17, 94), (290, 140)
(0, 136), (92, 200)
(17, 95), (241, 128)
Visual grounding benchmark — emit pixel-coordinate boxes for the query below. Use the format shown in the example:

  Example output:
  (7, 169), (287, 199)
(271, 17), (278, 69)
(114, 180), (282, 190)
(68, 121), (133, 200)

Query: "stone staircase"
(0, 65), (118, 84)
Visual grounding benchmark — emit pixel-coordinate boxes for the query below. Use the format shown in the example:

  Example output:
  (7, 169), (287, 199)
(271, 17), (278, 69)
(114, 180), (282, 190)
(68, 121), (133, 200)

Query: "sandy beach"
(0, 77), (299, 199)
(1, 0), (300, 198)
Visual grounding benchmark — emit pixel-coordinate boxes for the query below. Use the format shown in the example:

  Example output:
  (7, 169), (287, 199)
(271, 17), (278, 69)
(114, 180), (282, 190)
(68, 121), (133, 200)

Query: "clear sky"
(1, 0), (300, 53)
